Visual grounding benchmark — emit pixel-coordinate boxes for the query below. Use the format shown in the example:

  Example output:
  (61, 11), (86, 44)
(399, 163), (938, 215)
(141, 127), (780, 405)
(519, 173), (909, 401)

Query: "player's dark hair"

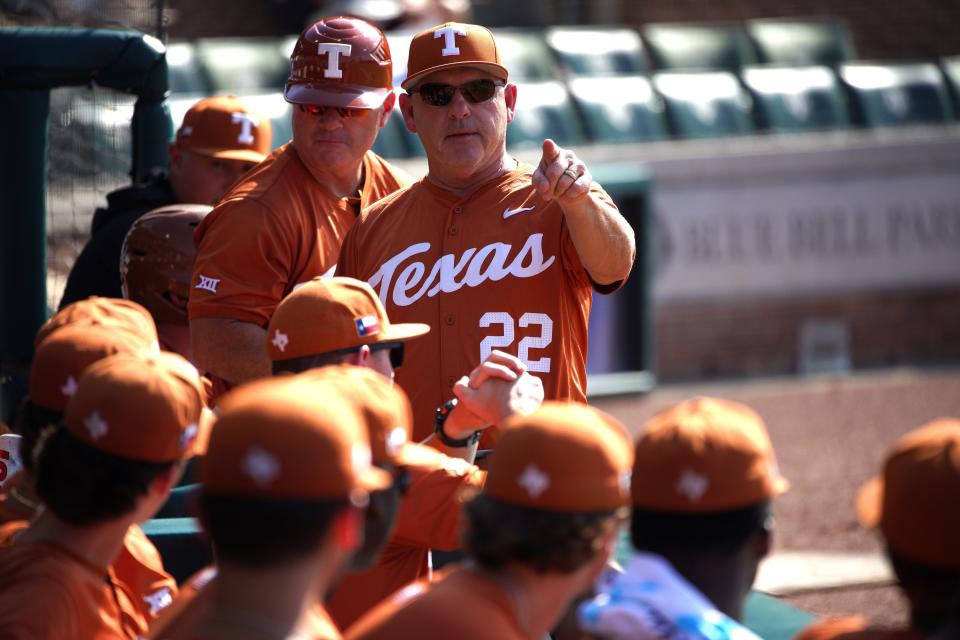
(463, 494), (621, 574)
(201, 493), (348, 567)
(887, 546), (960, 634)
(630, 502), (772, 555)
(271, 351), (347, 375)
(13, 400), (62, 474)
(34, 427), (174, 526)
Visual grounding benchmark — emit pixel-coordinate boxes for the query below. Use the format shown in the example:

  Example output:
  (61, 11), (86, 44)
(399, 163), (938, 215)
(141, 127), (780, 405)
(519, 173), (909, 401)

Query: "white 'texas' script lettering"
(369, 233), (556, 308)
(317, 42), (352, 78)
(434, 26), (467, 57)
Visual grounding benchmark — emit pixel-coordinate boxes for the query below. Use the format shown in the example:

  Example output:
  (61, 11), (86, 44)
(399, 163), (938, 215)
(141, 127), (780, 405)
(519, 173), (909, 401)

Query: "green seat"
(507, 81), (586, 149)
(940, 55), (960, 116)
(193, 37), (289, 93)
(545, 27), (648, 77)
(641, 22), (757, 73)
(372, 103), (420, 159)
(155, 483), (199, 519)
(142, 517), (213, 584)
(166, 42), (212, 95)
(492, 29), (558, 82)
(742, 64), (850, 132)
(568, 76), (667, 143)
(744, 591), (815, 639)
(839, 62), (954, 127)
(747, 18), (856, 67)
(653, 71), (755, 139)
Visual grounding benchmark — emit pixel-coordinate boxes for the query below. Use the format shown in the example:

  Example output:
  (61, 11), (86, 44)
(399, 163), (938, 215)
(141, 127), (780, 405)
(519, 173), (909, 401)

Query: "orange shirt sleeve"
(115, 525), (178, 621)
(0, 578), (81, 639)
(188, 198), (298, 327)
(391, 455), (486, 551)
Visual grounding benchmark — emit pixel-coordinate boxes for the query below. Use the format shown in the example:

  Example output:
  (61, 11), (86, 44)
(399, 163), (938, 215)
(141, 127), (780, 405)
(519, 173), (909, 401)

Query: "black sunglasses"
(410, 79), (505, 107)
(334, 341), (405, 368)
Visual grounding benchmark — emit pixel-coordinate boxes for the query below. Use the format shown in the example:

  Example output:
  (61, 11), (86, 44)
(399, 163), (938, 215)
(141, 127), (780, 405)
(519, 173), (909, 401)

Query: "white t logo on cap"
(435, 26), (467, 57)
(317, 42), (352, 79)
(231, 112), (260, 145)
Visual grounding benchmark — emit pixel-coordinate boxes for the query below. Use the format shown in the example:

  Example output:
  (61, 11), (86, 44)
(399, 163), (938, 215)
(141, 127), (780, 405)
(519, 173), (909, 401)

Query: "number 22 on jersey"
(479, 312), (553, 373)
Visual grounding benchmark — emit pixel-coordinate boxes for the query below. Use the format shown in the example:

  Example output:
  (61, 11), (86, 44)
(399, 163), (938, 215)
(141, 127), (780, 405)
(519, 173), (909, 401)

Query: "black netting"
(45, 86), (136, 309)
(0, 0), (165, 39)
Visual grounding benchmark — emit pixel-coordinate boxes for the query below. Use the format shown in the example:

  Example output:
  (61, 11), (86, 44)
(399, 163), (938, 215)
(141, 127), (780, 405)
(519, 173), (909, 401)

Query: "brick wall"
(654, 289), (960, 381)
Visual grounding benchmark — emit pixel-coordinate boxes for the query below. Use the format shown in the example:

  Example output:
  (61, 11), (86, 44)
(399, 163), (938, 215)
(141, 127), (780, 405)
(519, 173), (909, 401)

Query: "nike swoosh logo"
(503, 206), (536, 219)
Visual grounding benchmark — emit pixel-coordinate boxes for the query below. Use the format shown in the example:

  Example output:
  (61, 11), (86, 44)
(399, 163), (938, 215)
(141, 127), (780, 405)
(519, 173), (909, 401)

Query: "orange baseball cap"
(483, 402), (633, 512)
(631, 397), (790, 512)
(36, 297), (158, 348)
(29, 321), (155, 413)
(401, 22), (509, 91)
(856, 418), (960, 569)
(64, 352), (208, 463)
(266, 277), (429, 362)
(175, 95), (271, 164)
(200, 373), (393, 500)
(304, 365), (438, 471)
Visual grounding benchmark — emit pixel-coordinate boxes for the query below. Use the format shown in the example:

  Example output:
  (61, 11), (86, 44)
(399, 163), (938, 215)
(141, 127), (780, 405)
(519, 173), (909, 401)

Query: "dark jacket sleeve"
(59, 178), (174, 308)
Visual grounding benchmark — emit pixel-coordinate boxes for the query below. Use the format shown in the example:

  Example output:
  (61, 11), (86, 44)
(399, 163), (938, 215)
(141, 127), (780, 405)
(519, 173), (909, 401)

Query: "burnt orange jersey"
(189, 143), (412, 329)
(149, 568), (342, 640)
(0, 539), (149, 639)
(337, 164), (619, 442)
(327, 452), (485, 629)
(116, 525), (178, 622)
(345, 566), (525, 640)
(0, 518), (177, 626)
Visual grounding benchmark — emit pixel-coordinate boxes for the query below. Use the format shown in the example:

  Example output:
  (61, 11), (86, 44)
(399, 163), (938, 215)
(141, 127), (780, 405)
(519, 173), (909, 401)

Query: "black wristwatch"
(435, 398), (481, 448)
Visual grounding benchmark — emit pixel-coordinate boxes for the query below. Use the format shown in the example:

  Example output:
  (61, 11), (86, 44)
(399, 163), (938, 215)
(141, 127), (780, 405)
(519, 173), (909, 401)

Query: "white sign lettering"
(434, 26), (467, 57)
(369, 234), (556, 308)
(317, 42), (352, 79)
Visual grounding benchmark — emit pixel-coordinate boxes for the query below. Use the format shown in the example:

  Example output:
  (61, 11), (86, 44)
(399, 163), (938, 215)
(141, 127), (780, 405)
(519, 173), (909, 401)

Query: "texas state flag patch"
(355, 315), (380, 337)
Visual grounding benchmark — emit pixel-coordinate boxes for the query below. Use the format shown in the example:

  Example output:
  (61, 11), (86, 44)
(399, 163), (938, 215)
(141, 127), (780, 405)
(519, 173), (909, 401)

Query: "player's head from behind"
(304, 365), (448, 571)
(34, 351), (206, 527)
(399, 23), (514, 184)
(170, 95), (271, 205)
(121, 204), (211, 360)
(464, 402), (632, 582)
(268, 276), (429, 382)
(629, 396), (789, 621)
(199, 373), (391, 581)
(285, 16), (396, 177)
(855, 418), (960, 634)
(18, 320), (157, 477)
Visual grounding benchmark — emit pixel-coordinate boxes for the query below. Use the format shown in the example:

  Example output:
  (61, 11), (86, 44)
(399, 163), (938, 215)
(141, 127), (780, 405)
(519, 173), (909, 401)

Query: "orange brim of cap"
(284, 83), (391, 109)
(189, 147), (268, 164)
(401, 62), (509, 91)
(855, 475), (883, 528)
(380, 321), (431, 344)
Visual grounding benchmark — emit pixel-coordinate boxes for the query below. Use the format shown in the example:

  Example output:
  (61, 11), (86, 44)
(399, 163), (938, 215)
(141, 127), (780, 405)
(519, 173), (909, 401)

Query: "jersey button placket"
(440, 204), (464, 399)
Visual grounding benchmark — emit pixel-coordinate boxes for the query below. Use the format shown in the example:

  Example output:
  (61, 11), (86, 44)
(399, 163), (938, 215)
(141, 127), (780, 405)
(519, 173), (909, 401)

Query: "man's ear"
(753, 526), (772, 560)
(504, 83), (518, 124)
(398, 93), (417, 133)
(331, 505), (363, 551)
(379, 92), (397, 129)
(349, 345), (372, 368)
